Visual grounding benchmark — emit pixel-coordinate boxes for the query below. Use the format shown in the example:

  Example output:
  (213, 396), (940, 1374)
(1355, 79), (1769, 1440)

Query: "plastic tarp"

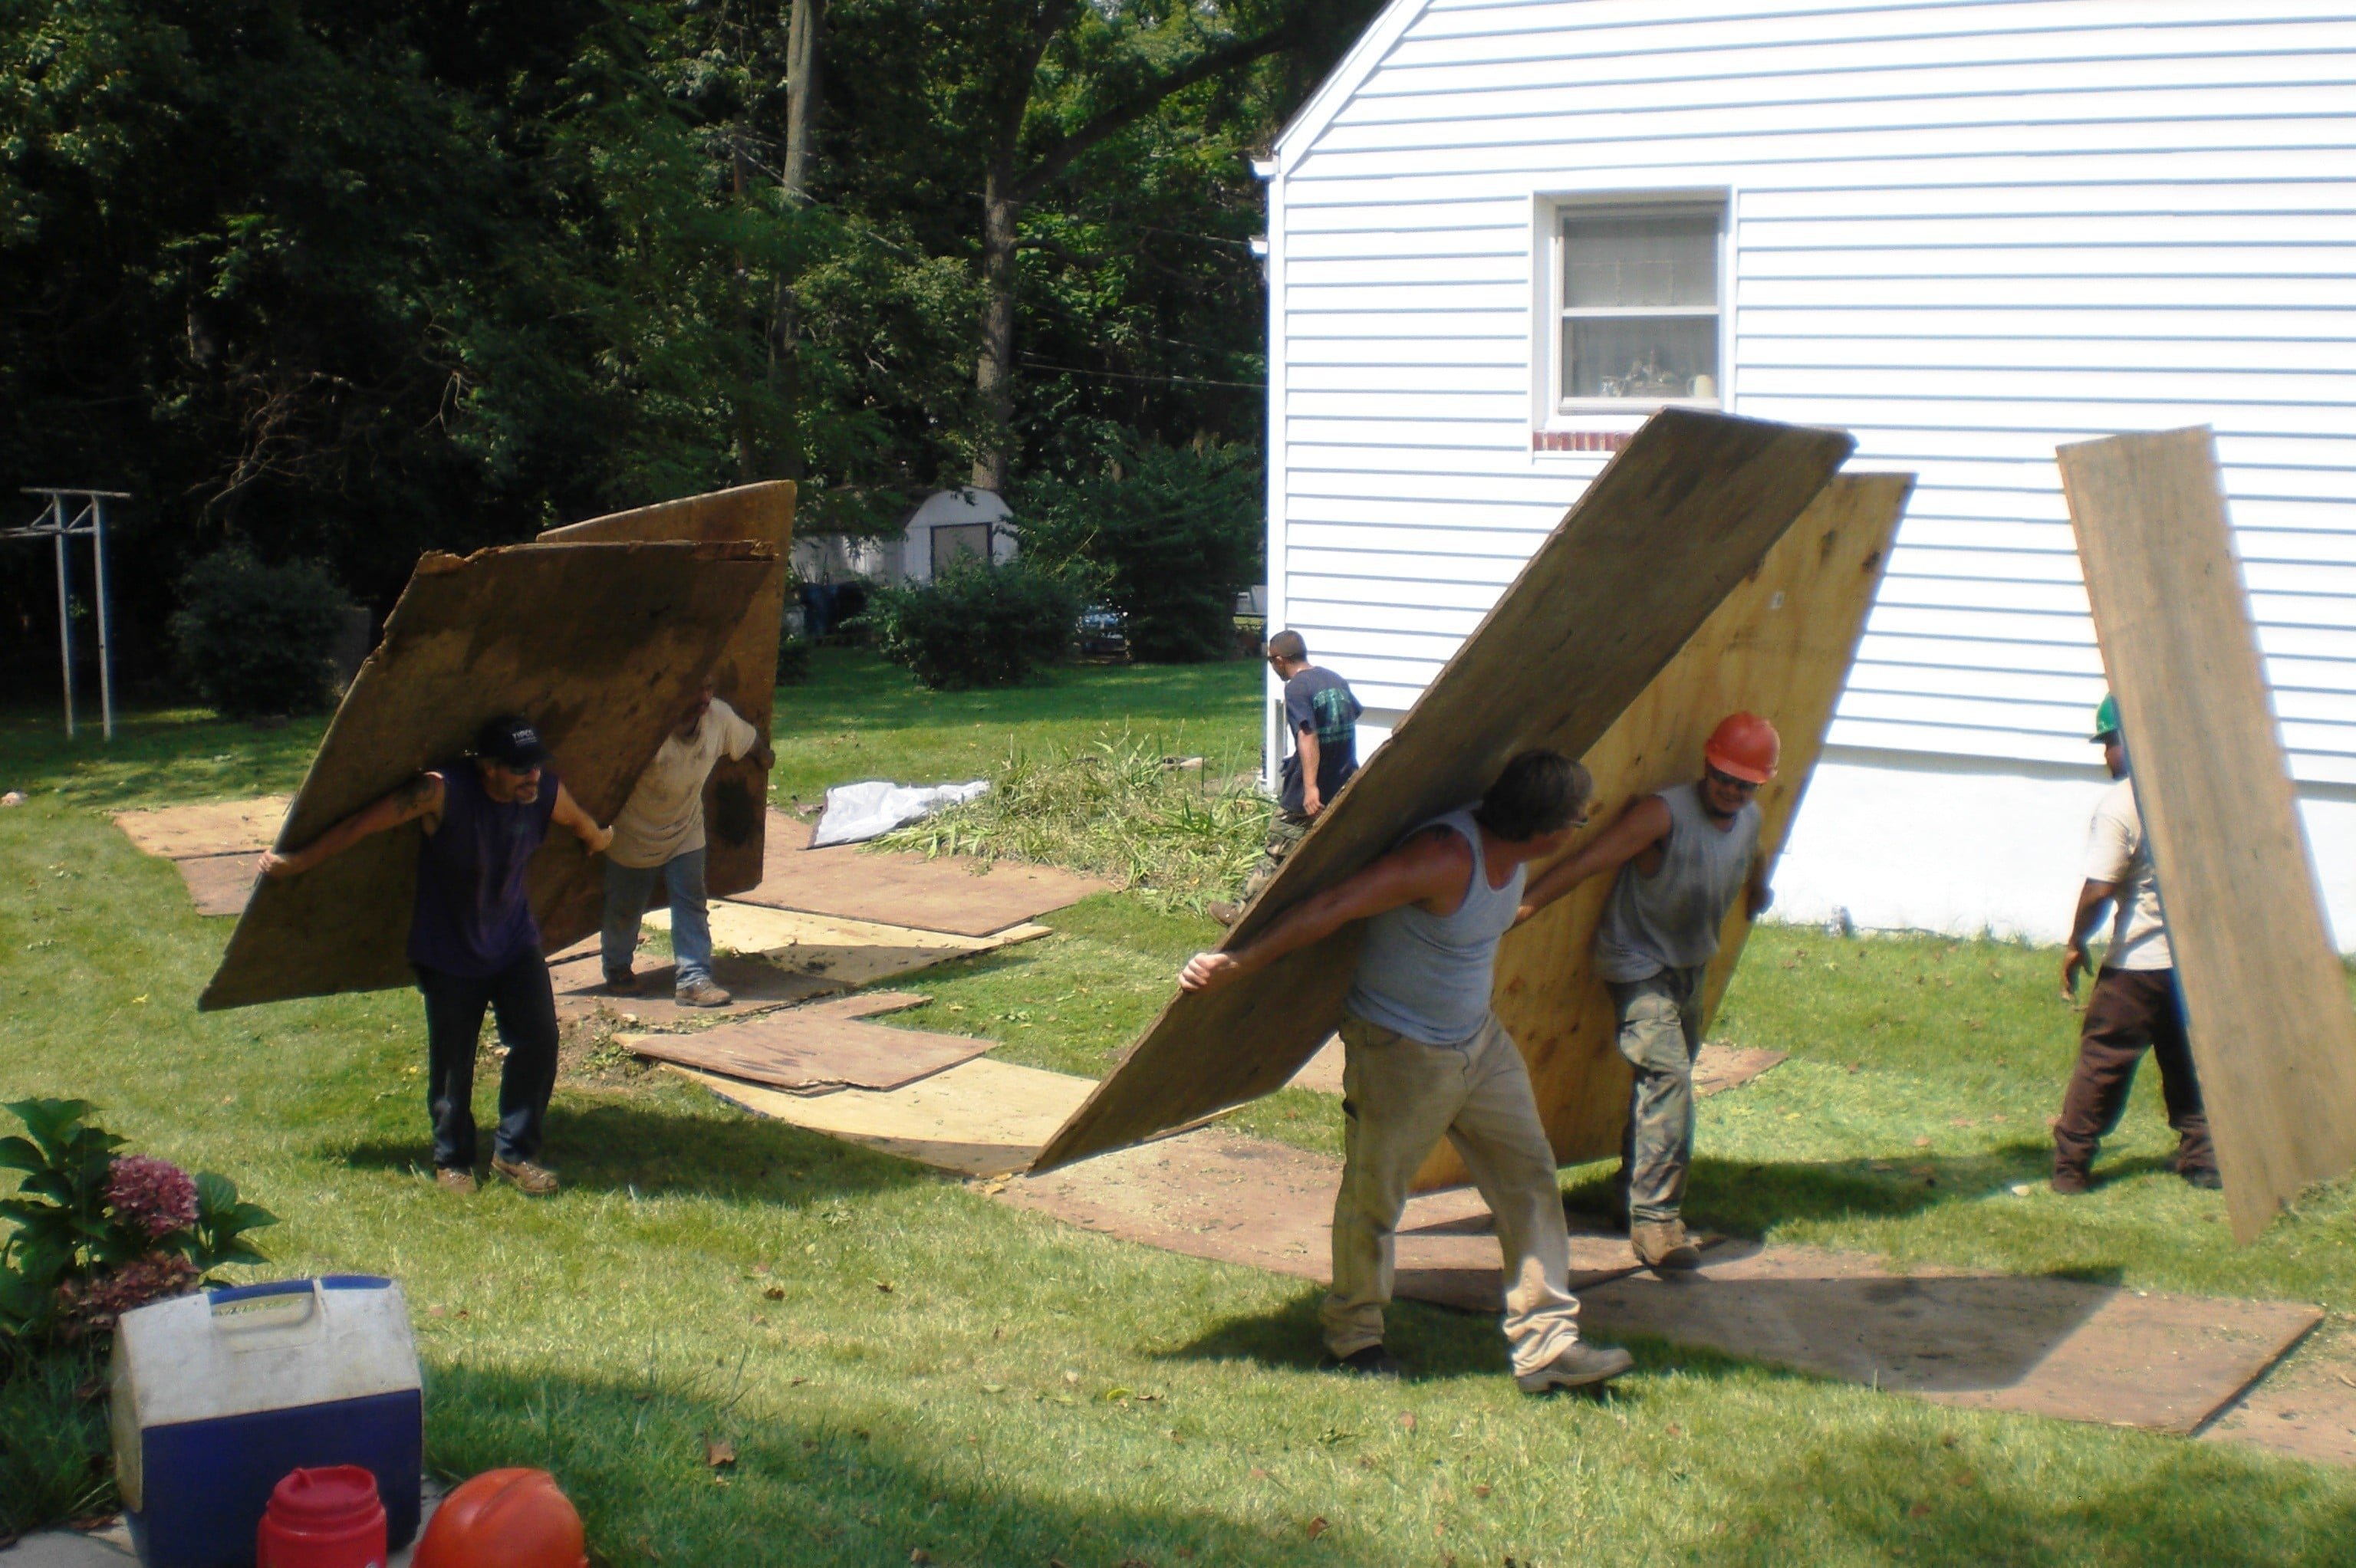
(810, 779), (989, 848)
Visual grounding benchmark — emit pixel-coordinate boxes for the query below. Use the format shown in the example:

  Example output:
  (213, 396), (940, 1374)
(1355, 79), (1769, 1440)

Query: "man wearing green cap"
(2052, 693), (2217, 1193)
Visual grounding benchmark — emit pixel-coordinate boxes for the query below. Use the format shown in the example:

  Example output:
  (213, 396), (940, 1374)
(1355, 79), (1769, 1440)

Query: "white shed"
(1261, 0), (2356, 945)
(898, 488), (1018, 583)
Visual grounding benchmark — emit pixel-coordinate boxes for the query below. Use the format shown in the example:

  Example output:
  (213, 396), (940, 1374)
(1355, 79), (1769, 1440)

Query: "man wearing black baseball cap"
(261, 713), (614, 1196)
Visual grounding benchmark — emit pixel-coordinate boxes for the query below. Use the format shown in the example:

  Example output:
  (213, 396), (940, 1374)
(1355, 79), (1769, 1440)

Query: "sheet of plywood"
(1417, 472), (1909, 1186)
(536, 482), (795, 938)
(673, 1057), (1095, 1177)
(646, 899), (1051, 982)
(735, 811), (1111, 935)
(1032, 409), (1857, 1175)
(114, 797), (291, 859)
(176, 852), (256, 917)
(2058, 427), (2356, 1244)
(199, 541), (772, 1011)
(547, 946), (842, 1026)
(622, 992), (992, 1093)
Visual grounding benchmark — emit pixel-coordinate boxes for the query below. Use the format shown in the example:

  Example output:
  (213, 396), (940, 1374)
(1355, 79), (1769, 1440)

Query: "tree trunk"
(785, 0), (823, 202)
(972, 157), (1018, 493)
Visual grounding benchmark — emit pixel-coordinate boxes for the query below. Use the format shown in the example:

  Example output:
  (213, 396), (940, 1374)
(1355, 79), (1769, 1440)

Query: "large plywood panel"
(736, 811), (1113, 935)
(1032, 409), (1856, 1173)
(199, 541), (772, 1010)
(538, 482), (795, 934)
(2058, 427), (2356, 1243)
(1418, 472), (1910, 1186)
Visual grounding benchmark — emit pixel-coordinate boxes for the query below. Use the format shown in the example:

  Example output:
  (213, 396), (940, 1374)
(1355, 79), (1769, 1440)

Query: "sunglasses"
(1704, 768), (1760, 793)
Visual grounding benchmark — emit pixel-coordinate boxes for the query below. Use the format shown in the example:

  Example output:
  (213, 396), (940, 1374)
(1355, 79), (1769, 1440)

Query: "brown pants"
(2055, 967), (2213, 1178)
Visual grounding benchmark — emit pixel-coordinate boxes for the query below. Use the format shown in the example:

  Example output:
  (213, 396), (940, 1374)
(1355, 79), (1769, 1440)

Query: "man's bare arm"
(1746, 864), (1775, 919)
(1516, 795), (1672, 924)
(1180, 829), (1470, 994)
(2061, 878), (2117, 999)
(259, 773), (443, 879)
(551, 782), (615, 856)
(1298, 726), (1324, 817)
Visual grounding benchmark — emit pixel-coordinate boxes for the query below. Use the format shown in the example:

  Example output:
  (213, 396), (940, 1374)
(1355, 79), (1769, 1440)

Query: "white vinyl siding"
(1265, 0), (2356, 787)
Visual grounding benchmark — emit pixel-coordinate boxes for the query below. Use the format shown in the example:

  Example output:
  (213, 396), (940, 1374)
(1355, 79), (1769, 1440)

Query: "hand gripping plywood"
(199, 540), (772, 1010)
(2058, 427), (2356, 1243)
(1417, 471), (1910, 1187)
(536, 482), (795, 938)
(1031, 409), (1857, 1174)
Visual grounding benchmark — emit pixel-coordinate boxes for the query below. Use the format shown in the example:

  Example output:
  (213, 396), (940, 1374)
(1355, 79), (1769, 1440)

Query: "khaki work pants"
(1324, 1011), (1584, 1376)
(1609, 965), (1708, 1225)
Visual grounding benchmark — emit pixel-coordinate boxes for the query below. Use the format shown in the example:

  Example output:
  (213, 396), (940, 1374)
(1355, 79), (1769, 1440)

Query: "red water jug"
(411, 1468), (587, 1568)
(255, 1465), (388, 1568)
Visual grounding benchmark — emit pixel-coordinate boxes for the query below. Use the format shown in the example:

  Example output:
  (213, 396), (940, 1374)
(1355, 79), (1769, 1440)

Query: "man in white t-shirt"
(601, 677), (772, 1007)
(2052, 693), (2216, 1194)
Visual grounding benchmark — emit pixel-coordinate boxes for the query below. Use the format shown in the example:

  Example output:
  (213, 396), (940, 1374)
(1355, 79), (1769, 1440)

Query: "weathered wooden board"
(1032, 409), (1857, 1174)
(199, 541), (772, 1010)
(2058, 427), (2356, 1244)
(537, 482), (795, 937)
(114, 797), (291, 859)
(737, 811), (1114, 935)
(675, 1057), (1096, 1178)
(1417, 472), (1910, 1185)
(624, 991), (992, 1094)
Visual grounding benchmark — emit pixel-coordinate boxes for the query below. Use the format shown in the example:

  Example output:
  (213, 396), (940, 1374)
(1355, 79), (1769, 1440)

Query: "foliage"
(0, 1342), (114, 1538)
(168, 550), (350, 719)
(860, 560), (1079, 689)
(1, 1099), (277, 1347)
(876, 728), (1270, 909)
(775, 633), (814, 686)
(1016, 436), (1263, 662)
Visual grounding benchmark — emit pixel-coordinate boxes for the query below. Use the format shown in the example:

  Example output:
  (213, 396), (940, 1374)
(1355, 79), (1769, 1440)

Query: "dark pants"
(2055, 967), (2213, 1178)
(417, 950), (559, 1170)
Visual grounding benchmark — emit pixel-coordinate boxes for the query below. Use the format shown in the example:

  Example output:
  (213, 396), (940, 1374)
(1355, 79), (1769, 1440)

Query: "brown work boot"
(1631, 1218), (1702, 1271)
(675, 977), (732, 1008)
(436, 1167), (477, 1196)
(1206, 901), (1239, 927)
(605, 968), (642, 996)
(490, 1156), (558, 1196)
(2051, 1166), (2092, 1195)
(1515, 1340), (1634, 1392)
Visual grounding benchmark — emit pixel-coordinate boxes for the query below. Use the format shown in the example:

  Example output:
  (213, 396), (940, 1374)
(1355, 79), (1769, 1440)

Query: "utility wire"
(1017, 357), (1264, 390)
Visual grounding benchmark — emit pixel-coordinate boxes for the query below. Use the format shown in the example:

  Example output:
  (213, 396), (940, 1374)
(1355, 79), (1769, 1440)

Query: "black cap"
(472, 714), (548, 770)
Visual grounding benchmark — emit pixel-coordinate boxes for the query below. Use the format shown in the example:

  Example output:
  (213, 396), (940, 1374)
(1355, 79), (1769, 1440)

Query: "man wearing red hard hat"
(1517, 712), (1778, 1271)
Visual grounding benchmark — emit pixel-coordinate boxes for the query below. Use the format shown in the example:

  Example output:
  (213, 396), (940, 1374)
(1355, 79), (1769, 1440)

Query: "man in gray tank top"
(1181, 752), (1634, 1392)
(1518, 713), (1778, 1271)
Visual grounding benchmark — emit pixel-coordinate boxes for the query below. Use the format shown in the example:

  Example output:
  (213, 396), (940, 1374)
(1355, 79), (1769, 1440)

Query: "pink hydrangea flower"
(109, 1155), (199, 1239)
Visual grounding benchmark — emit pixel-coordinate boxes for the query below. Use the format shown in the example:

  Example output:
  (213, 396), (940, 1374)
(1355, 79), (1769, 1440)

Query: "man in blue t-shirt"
(260, 715), (613, 1198)
(1209, 630), (1361, 925)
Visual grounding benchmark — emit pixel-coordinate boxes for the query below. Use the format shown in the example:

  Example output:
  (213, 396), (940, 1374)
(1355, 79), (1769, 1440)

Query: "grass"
(8, 679), (2356, 1561)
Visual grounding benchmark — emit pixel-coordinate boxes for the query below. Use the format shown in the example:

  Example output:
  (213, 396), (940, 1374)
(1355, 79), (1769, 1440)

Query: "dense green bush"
(776, 633), (814, 686)
(1015, 438), (1263, 662)
(170, 551), (352, 719)
(860, 561), (1078, 689)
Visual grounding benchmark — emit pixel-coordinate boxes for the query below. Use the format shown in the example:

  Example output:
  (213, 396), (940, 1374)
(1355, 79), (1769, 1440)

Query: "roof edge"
(1269, 0), (1433, 168)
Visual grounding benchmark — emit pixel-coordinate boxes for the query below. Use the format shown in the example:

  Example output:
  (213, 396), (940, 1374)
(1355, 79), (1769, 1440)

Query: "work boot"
(1630, 1218), (1702, 1271)
(1515, 1340), (1634, 1393)
(436, 1167), (477, 1196)
(676, 977), (732, 1008)
(1206, 901), (1239, 927)
(1322, 1345), (1401, 1379)
(2181, 1165), (2223, 1191)
(490, 1156), (558, 1196)
(2051, 1166), (2092, 1195)
(605, 968), (642, 996)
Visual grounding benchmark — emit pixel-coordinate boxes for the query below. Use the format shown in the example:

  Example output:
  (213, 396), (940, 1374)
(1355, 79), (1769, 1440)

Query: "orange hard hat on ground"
(1703, 712), (1780, 784)
(412, 1468), (587, 1568)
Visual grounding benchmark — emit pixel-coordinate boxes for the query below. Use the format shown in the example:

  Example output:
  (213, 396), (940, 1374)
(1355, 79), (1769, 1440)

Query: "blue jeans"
(601, 849), (712, 987)
(416, 951), (558, 1169)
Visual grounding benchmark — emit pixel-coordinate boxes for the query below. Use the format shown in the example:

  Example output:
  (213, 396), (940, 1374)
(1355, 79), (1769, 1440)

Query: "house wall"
(1265, 0), (2356, 944)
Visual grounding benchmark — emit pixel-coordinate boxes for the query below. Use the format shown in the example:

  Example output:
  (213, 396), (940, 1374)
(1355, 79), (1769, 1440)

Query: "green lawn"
(7, 669), (2356, 1562)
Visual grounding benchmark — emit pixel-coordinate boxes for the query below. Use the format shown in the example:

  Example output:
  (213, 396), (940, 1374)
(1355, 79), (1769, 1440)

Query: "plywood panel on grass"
(199, 541), (771, 1010)
(1417, 472), (1911, 1186)
(2057, 426), (2356, 1242)
(739, 811), (1113, 935)
(623, 992), (992, 1094)
(537, 482), (795, 936)
(114, 797), (291, 859)
(1032, 409), (1857, 1173)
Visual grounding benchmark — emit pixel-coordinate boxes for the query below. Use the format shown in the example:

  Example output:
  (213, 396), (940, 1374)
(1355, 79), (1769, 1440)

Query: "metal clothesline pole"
(7, 488), (130, 741)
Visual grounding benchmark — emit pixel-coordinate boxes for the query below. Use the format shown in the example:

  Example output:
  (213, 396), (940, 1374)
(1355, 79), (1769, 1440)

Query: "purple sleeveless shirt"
(407, 761), (558, 977)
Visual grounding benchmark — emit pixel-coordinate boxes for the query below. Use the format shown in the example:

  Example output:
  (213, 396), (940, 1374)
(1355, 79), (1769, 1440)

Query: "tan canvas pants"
(1323, 1011), (1584, 1375)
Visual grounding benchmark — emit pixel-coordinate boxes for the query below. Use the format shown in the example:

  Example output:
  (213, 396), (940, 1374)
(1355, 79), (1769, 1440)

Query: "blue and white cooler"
(110, 1276), (423, 1568)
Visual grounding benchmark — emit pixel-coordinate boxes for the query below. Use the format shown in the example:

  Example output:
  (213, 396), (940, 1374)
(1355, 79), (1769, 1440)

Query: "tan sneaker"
(1631, 1218), (1702, 1271)
(675, 978), (732, 1008)
(490, 1156), (558, 1196)
(436, 1167), (477, 1195)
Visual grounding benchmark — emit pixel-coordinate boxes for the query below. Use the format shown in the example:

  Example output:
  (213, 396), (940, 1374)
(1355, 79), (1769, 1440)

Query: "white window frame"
(1534, 191), (1731, 424)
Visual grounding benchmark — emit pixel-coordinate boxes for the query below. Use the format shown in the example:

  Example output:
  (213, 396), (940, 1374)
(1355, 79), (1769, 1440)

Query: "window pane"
(1564, 315), (1719, 400)
(1562, 210), (1718, 307)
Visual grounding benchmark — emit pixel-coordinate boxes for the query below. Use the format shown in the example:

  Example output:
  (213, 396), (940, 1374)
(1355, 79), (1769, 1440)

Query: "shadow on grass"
(426, 1360), (1324, 1568)
(330, 1100), (933, 1205)
(1561, 1142), (2066, 1239)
